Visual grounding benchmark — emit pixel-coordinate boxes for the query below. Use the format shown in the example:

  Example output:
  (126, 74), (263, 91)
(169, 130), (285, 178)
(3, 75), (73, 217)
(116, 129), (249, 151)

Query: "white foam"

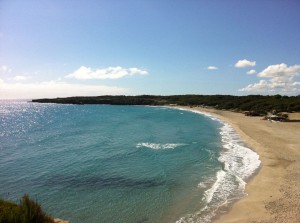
(204, 170), (227, 204)
(136, 143), (186, 150)
(166, 106), (261, 223)
(219, 123), (261, 180)
(167, 106), (222, 122)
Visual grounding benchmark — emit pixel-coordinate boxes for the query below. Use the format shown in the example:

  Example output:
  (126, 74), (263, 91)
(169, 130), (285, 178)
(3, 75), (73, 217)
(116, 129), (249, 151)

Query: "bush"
(0, 194), (54, 223)
(0, 199), (19, 223)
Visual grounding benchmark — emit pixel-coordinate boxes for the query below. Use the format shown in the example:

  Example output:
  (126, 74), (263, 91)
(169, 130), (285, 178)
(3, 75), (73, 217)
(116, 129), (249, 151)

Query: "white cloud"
(246, 69), (256, 75)
(13, 75), (31, 81)
(207, 66), (218, 70)
(0, 79), (127, 99)
(257, 63), (300, 78)
(239, 80), (269, 92)
(235, 59), (256, 68)
(239, 63), (300, 94)
(1, 65), (12, 73)
(66, 66), (148, 80)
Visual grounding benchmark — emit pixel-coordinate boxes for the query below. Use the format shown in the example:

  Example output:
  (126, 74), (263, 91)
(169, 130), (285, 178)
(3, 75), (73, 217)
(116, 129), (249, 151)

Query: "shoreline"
(176, 106), (300, 223)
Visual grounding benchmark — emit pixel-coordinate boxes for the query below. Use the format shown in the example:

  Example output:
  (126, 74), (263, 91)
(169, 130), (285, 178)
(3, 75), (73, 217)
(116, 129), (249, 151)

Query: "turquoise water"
(0, 101), (260, 223)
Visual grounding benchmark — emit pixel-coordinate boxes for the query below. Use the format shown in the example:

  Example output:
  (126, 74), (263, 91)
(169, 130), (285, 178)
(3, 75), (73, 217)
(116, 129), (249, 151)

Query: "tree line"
(32, 94), (300, 114)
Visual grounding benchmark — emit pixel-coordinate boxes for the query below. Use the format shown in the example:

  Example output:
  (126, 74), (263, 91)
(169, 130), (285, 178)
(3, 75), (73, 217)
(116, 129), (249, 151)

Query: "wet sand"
(180, 106), (300, 223)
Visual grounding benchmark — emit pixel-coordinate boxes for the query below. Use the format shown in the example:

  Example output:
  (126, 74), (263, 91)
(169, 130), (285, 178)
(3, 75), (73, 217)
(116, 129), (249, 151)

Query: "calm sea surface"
(0, 101), (260, 223)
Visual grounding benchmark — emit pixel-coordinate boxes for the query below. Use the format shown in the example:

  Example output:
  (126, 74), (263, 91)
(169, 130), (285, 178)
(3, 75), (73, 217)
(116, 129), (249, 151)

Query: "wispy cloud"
(207, 66), (218, 70)
(66, 66), (148, 80)
(235, 59), (256, 68)
(13, 75), (31, 81)
(239, 63), (300, 94)
(0, 79), (127, 99)
(1, 65), (12, 73)
(246, 69), (257, 75)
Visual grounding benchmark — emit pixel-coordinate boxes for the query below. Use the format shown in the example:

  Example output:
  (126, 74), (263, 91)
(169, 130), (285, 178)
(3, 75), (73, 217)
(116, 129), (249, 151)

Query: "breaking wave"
(136, 143), (186, 150)
(170, 107), (261, 223)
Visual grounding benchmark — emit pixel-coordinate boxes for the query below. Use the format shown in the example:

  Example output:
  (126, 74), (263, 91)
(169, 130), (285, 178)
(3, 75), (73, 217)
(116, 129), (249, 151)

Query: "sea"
(0, 100), (260, 223)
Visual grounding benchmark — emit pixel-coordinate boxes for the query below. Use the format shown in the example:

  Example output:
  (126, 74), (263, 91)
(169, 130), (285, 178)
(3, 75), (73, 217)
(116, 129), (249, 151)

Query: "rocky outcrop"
(53, 218), (70, 223)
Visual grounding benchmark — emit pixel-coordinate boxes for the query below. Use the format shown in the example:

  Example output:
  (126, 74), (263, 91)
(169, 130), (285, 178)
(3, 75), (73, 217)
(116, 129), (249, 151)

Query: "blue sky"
(1, 0), (300, 99)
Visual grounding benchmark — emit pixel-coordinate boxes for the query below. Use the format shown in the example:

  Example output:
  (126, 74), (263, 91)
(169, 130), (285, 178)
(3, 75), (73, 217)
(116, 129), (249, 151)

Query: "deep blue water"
(0, 101), (260, 223)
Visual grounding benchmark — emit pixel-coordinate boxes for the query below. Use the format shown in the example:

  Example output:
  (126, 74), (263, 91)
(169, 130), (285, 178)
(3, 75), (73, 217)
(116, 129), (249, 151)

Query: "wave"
(172, 107), (220, 122)
(168, 107), (261, 223)
(219, 123), (261, 180)
(136, 143), (186, 150)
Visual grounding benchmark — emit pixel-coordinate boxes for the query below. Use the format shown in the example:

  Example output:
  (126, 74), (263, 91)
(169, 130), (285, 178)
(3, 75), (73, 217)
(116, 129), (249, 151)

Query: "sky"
(1, 0), (300, 99)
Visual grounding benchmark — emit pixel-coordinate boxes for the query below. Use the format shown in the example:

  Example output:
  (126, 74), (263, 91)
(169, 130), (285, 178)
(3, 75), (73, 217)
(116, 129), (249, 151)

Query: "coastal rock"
(54, 218), (70, 223)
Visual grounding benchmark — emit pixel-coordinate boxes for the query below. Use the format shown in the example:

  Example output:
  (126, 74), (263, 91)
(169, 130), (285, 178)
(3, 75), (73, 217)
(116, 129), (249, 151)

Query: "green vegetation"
(32, 94), (300, 114)
(0, 194), (53, 223)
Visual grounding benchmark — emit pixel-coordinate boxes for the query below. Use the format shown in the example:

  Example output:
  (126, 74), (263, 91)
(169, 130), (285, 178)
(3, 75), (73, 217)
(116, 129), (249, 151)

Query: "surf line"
(163, 106), (261, 223)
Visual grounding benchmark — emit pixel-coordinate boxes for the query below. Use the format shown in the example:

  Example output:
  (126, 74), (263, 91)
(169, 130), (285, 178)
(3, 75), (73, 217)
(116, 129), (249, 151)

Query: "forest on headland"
(32, 94), (300, 114)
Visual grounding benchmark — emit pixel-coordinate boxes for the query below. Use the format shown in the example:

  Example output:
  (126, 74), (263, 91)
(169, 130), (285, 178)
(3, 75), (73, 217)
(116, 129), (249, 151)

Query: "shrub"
(0, 194), (54, 223)
(0, 199), (19, 223)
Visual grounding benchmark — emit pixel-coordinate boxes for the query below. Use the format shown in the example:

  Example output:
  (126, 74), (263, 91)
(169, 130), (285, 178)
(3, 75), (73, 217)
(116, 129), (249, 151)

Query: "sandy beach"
(179, 106), (300, 223)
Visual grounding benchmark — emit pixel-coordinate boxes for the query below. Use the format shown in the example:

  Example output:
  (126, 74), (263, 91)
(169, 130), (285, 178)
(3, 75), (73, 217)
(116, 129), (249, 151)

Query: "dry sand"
(179, 106), (300, 223)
